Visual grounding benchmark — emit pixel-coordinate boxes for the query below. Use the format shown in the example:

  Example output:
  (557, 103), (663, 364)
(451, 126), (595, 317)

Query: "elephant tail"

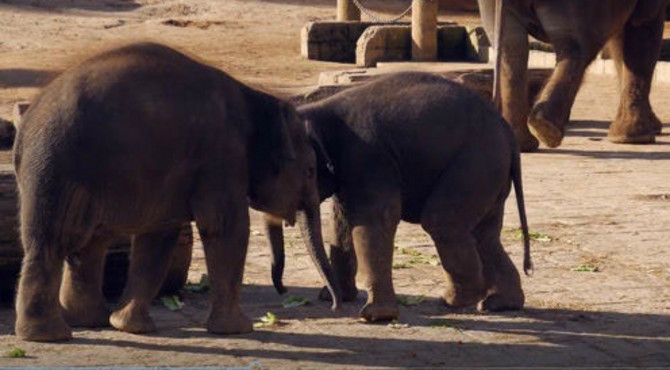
(511, 142), (533, 276)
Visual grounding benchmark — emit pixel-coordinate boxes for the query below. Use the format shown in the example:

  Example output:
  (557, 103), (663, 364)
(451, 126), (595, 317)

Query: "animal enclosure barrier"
(337, 0), (438, 61)
(304, 0), (488, 66)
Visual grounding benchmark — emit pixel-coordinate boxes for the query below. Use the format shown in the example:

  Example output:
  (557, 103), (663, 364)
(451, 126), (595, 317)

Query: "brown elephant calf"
(13, 42), (341, 342)
(270, 72), (532, 321)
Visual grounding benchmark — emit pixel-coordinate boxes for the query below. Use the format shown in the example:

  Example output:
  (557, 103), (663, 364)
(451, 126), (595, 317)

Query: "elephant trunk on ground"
(266, 198), (343, 311)
(265, 214), (287, 295)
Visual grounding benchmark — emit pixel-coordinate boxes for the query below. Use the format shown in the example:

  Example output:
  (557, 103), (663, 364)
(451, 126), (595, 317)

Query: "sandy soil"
(0, 0), (669, 368)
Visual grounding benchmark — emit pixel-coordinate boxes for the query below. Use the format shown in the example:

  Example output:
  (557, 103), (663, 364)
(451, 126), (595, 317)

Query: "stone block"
(301, 21), (378, 63)
(356, 24), (483, 67)
(356, 25), (411, 67)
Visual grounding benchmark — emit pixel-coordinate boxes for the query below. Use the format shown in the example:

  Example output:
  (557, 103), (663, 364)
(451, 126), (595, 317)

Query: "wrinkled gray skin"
(13, 42), (341, 342)
(269, 72), (532, 322)
(480, 0), (667, 151)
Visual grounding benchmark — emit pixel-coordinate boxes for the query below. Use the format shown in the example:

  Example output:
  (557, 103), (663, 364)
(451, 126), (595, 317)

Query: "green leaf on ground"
(254, 312), (280, 328)
(408, 255), (441, 266)
(160, 295), (184, 311)
(396, 294), (425, 306)
(184, 274), (210, 293)
(393, 262), (409, 269)
(396, 247), (422, 257)
(5, 348), (26, 358)
(571, 264), (600, 272)
(516, 230), (553, 242)
(282, 296), (310, 308)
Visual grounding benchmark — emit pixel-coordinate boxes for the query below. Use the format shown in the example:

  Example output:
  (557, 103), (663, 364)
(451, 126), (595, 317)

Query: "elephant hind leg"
(607, 11), (664, 143)
(109, 226), (181, 334)
(473, 200), (524, 312)
(14, 181), (95, 341)
(60, 232), (114, 328)
(420, 153), (507, 309)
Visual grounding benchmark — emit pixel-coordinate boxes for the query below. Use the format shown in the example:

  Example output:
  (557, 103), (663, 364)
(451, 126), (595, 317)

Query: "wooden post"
(412, 0), (438, 61)
(337, 0), (361, 21)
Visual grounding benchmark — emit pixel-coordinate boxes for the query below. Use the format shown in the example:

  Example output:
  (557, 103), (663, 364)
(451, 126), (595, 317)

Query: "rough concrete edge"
(355, 25), (412, 68)
(525, 50), (670, 83)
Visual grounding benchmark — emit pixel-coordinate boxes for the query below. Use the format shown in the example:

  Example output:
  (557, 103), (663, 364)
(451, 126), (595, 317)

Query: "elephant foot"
(528, 112), (564, 149)
(608, 106), (661, 143)
(206, 309), (253, 335)
(608, 115), (659, 144)
(608, 132), (656, 144)
(359, 301), (399, 322)
(62, 302), (111, 328)
(110, 303), (156, 334)
(442, 284), (486, 309)
(318, 285), (359, 302)
(477, 292), (524, 312)
(16, 316), (72, 342)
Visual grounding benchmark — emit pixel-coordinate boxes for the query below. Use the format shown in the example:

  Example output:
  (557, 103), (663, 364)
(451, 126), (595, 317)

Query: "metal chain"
(351, 0), (414, 24)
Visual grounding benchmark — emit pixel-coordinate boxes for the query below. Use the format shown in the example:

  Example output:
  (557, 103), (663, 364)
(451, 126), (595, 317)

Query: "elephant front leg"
(528, 40), (597, 148)
(350, 199), (401, 322)
(319, 199), (359, 302)
(499, 14), (538, 152)
(60, 233), (113, 328)
(195, 203), (252, 335)
(109, 227), (180, 333)
(607, 12), (664, 143)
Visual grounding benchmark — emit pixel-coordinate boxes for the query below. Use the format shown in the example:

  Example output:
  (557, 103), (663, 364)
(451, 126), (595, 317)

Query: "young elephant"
(13, 42), (341, 342)
(269, 72), (532, 322)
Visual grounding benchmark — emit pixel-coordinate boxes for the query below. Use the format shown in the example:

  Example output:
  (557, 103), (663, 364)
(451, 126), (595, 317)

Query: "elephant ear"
(305, 119), (334, 174)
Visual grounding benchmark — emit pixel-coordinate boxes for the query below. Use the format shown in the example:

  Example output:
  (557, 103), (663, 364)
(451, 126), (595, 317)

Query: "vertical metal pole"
(412, 0), (438, 61)
(337, 0), (361, 21)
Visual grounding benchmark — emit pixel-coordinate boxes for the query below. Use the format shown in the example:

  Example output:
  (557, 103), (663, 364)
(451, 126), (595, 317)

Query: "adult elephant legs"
(480, 0), (538, 152)
(607, 11), (664, 143)
(527, 36), (600, 148)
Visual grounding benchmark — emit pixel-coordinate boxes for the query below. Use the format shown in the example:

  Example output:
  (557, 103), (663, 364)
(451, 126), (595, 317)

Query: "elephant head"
(262, 105), (342, 303)
(247, 98), (342, 310)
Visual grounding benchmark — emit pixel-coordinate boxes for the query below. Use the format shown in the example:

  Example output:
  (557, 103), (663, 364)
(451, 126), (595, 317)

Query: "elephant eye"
(306, 166), (315, 179)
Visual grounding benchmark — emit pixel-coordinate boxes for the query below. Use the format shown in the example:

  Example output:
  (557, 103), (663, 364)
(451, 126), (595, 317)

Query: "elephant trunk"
(296, 201), (342, 311)
(265, 214), (287, 295)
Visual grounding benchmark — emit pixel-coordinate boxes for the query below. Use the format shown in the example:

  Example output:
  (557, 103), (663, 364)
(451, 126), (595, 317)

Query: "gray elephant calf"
(271, 72), (532, 321)
(13, 42), (340, 342)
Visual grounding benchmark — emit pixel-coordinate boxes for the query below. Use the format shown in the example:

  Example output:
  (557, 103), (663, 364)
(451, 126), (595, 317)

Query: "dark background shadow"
(0, 69), (60, 88)
(0, 0), (140, 12)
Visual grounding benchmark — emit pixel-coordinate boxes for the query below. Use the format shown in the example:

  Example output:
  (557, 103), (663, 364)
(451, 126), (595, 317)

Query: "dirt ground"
(0, 0), (669, 368)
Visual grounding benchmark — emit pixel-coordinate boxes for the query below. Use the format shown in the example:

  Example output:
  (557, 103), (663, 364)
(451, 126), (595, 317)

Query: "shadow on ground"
(0, 69), (60, 88)
(1, 284), (668, 367)
(0, 0), (140, 12)
(543, 120), (670, 160)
